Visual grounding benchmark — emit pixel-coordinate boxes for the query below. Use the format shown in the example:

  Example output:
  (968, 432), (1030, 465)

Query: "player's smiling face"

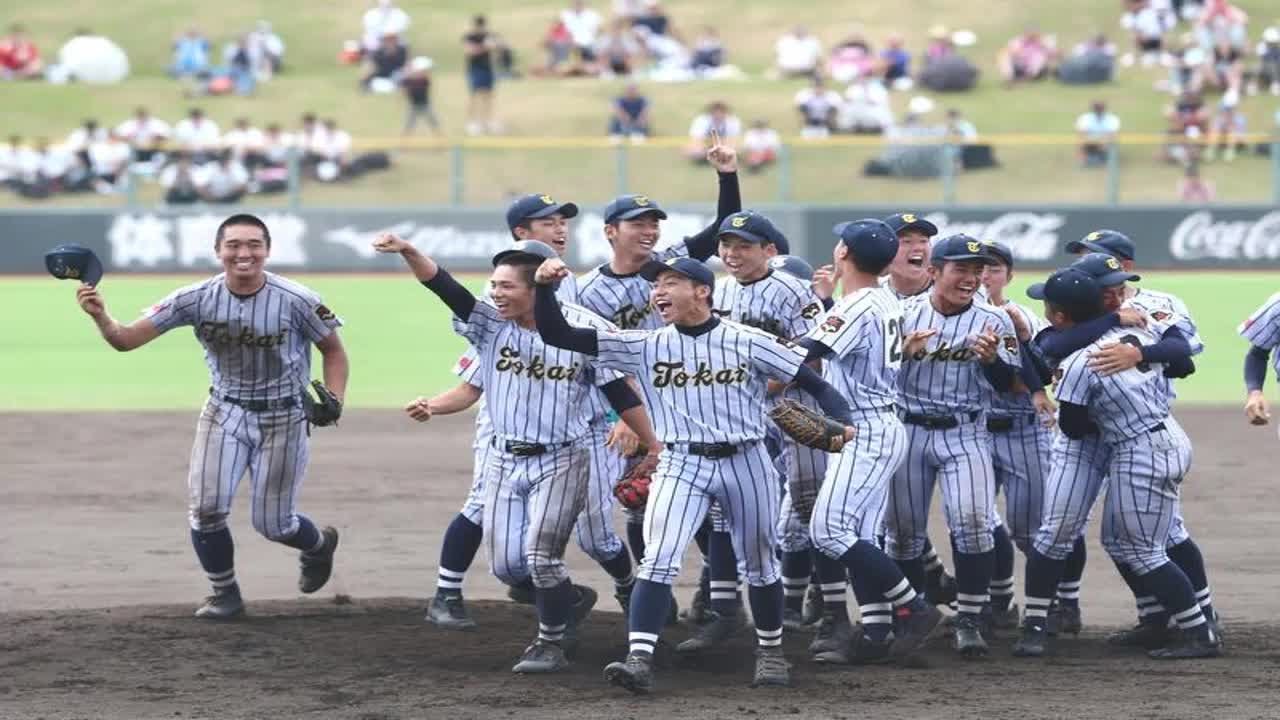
(1101, 283), (1125, 312)
(216, 224), (269, 282)
(518, 214), (570, 256)
(488, 264), (535, 322)
(607, 214), (662, 260)
(932, 259), (986, 307)
(650, 272), (709, 325)
(717, 236), (772, 282)
(892, 231), (932, 278)
(982, 262), (1011, 297)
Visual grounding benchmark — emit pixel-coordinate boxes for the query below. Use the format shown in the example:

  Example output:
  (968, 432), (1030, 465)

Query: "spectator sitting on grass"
(218, 36), (256, 95)
(881, 33), (912, 89)
(1248, 26), (1280, 96)
(362, 0), (410, 56)
(173, 108), (221, 162)
(541, 16), (574, 74)
(260, 124), (295, 169)
(299, 113), (330, 166)
(998, 27), (1059, 87)
(222, 117), (267, 169)
(247, 21), (284, 77)
(0, 136), (28, 189)
(943, 108), (978, 142)
(561, 0), (603, 64)
(196, 151), (250, 203)
(596, 19), (642, 76)
(87, 130), (132, 193)
(314, 118), (353, 180)
(1121, 0), (1176, 68)
(1075, 100), (1120, 167)
(794, 75), (842, 138)
(742, 119), (781, 173)
(169, 28), (210, 79)
(115, 106), (170, 165)
(683, 101), (740, 162)
(362, 32), (408, 92)
(402, 57), (440, 135)
(1178, 160), (1215, 202)
(828, 32), (875, 84)
(924, 25), (956, 67)
(0, 24), (44, 80)
(774, 26), (822, 79)
(633, 0), (677, 40)
(1162, 89), (1210, 164)
(65, 119), (106, 166)
(1204, 92), (1246, 161)
(836, 74), (892, 134)
(608, 83), (650, 142)
(690, 26), (724, 74)
(160, 152), (201, 204)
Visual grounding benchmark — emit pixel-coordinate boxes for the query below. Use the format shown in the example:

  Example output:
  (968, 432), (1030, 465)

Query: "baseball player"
(72, 213), (347, 619)
(1017, 267), (1221, 659)
(801, 219), (946, 665)
(534, 255), (857, 692)
(1241, 291), (1280, 427)
(375, 234), (660, 674)
(884, 234), (1022, 658)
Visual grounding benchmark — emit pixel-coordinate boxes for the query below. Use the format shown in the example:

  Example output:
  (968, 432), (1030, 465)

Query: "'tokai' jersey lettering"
(897, 295), (1020, 415)
(804, 286), (903, 411)
(1057, 325), (1170, 443)
(576, 243), (690, 331)
(146, 271), (341, 401)
(1239, 291), (1280, 380)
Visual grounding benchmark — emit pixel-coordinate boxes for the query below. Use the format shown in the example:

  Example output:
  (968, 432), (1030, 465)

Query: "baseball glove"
(768, 398), (849, 453)
(303, 380), (343, 427)
(613, 466), (652, 511)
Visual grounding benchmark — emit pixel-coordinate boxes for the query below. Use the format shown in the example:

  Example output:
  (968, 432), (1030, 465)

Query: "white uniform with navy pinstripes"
(886, 296), (1020, 561)
(1055, 326), (1189, 574)
(1240, 291), (1280, 377)
(455, 298), (622, 589)
(713, 270), (827, 553)
(145, 272), (340, 541)
(592, 320), (804, 588)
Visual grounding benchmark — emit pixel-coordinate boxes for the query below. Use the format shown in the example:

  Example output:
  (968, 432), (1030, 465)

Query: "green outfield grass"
(1, 271), (1269, 411)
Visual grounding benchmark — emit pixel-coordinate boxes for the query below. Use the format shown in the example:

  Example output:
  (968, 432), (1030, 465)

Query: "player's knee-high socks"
(747, 581), (784, 648)
(534, 579), (576, 644)
(627, 579), (673, 656)
(1115, 558), (1168, 628)
(1167, 537), (1215, 621)
(841, 540), (924, 642)
(277, 515), (323, 553)
(1022, 547), (1067, 631)
(191, 527), (237, 596)
(1056, 536), (1086, 609)
(626, 519), (646, 566)
(1139, 562), (1209, 637)
(812, 549), (849, 617)
(436, 513), (483, 599)
(895, 555), (928, 596)
(952, 538), (995, 619)
(921, 538), (948, 578)
(990, 524), (1016, 613)
(708, 531), (742, 616)
(598, 546), (635, 592)
(781, 550), (812, 614)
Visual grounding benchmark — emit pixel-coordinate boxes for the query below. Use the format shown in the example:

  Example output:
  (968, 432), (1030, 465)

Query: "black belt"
(901, 410), (980, 430)
(1149, 422), (1167, 434)
(211, 388), (299, 411)
(491, 437), (574, 457)
(675, 442), (740, 459)
(986, 414), (1037, 433)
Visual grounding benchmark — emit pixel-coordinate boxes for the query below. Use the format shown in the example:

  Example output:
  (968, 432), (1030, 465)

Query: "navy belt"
(986, 413), (1038, 433)
(211, 387), (299, 411)
(901, 410), (980, 430)
(1149, 422), (1167, 434)
(674, 441), (741, 459)
(492, 437), (574, 457)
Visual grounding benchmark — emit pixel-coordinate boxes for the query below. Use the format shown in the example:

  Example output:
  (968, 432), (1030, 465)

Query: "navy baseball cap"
(44, 244), (103, 286)
(603, 194), (668, 224)
(1069, 252), (1141, 287)
(884, 212), (939, 237)
(640, 256), (715, 287)
(492, 239), (559, 266)
(505, 193), (579, 230)
(768, 255), (815, 282)
(1027, 267), (1103, 308)
(718, 210), (785, 246)
(833, 219), (899, 268)
(984, 241), (1014, 268)
(931, 234), (995, 265)
(1065, 230), (1136, 261)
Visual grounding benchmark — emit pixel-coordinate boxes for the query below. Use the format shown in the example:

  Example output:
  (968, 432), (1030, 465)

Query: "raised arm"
(76, 284), (162, 352)
(682, 144), (742, 261)
(533, 259), (600, 355)
(373, 232), (475, 320)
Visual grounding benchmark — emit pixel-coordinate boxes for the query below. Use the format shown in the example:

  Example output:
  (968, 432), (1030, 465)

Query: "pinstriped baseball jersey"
(1127, 287), (1202, 355)
(453, 347), (492, 444)
(1240, 292), (1280, 377)
(897, 297), (1021, 415)
(456, 300), (622, 444)
(146, 271), (341, 400)
(1056, 325), (1169, 443)
(593, 320), (806, 444)
(576, 243), (691, 331)
(987, 299), (1047, 415)
(712, 270), (824, 341)
(804, 286), (903, 411)
(880, 275), (989, 305)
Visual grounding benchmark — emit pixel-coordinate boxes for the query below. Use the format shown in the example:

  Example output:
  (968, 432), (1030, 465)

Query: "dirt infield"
(3, 408), (1279, 720)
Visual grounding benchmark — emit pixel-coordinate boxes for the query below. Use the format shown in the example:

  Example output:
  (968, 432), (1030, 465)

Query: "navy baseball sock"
(813, 549), (848, 614)
(512, 575), (536, 596)
(990, 524), (1016, 613)
(708, 530), (741, 616)
(895, 556), (928, 595)
(694, 519), (712, 556)
(1023, 548), (1066, 630)
(627, 579), (672, 656)
(1139, 562), (1207, 635)
(1114, 559), (1168, 628)
(191, 527), (237, 595)
(436, 513), (483, 598)
(1057, 536), (1087, 609)
(626, 520), (646, 565)
(535, 579), (574, 644)
(781, 550), (812, 613)
(842, 540), (918, 642)
(921, 538), (945, 576)
(747, 581), (784, 648)
(599, 546), (635, 589)
(1167, 538), (1215, 621)
(278, 515), (324, 553)
(952, 549), (995, 617)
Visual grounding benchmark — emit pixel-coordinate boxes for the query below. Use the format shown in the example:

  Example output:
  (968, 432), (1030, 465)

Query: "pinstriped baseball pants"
(989, 417), (1050, 551)
(811, 411), (908, 558)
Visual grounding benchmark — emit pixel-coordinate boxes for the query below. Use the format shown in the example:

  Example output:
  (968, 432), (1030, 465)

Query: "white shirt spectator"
(362, 1), (411, 52)
(0, 141), (29, 182)
(37, 145), (75, 180)
(196, 160), (250, 196)
(837, 79), (892, 131)
(64, 126), (107, 153)
(561, 5), (603, 48)
(688, 113), (742, 141)
(1076, 110), (1121, 139)
(222, 125), (266, 158)
(743, 126), (781, 154)
(612, 0), (644, 18)
(775, 30), (822, 75)
(173, 117), (222, 152)
(88, 138), (132, 176)
(159, 162), (198, 190)
(300, 123), (332, 156)
(794, 86), (843, 127)
(946, 118), (979, 141)
(316, 128), (353, 161)
(261, 130), (296, 165)
(115, 115), (171, 148)
(1122, 5), (1176, 40)
(247, 23), (285, 67)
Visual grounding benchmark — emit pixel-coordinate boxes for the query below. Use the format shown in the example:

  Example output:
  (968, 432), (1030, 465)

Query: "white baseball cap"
(412, 56), (434, 71)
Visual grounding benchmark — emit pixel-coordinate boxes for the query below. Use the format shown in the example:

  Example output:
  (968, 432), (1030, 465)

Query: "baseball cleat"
(1148, 626), (1222, 660)
(561, 584), (599, 659)
(512, 638), (570, 673)
(782, 607), (810, 632)
(1047, 603), (1083, 636)
(991, 602), (1021, 631)
(425, 594), (476, 630)
(298, 526), (339, 594)
(801, 583), (823, 626)
(1106, 622), (1172, 650)
(925, 566), (958, 606)
(952, 613), (990, 657)
(750, 646), (792, 687)
(680, 584), (712, 625)
(1012, 625), (1048, 657)
(808, 611), (853, 656)
(676, 612), (742, 653)
(666, 596), (680, 626)
(194, 590), (245, 620)
(891, 599), (944, 657)
(507, 583), (536, 605)
(848, 632), (894, 665)
(604, 650), (654, 694)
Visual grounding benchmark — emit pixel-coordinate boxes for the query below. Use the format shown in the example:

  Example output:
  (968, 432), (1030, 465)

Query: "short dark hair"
(1047, 299), (1105, 324)
(494, 255), (540, 286)
(510, 219), (532, 241)
(851, 251), (892, 276)
(474, 14), (487, 27)
(216, 213), (272, 248)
